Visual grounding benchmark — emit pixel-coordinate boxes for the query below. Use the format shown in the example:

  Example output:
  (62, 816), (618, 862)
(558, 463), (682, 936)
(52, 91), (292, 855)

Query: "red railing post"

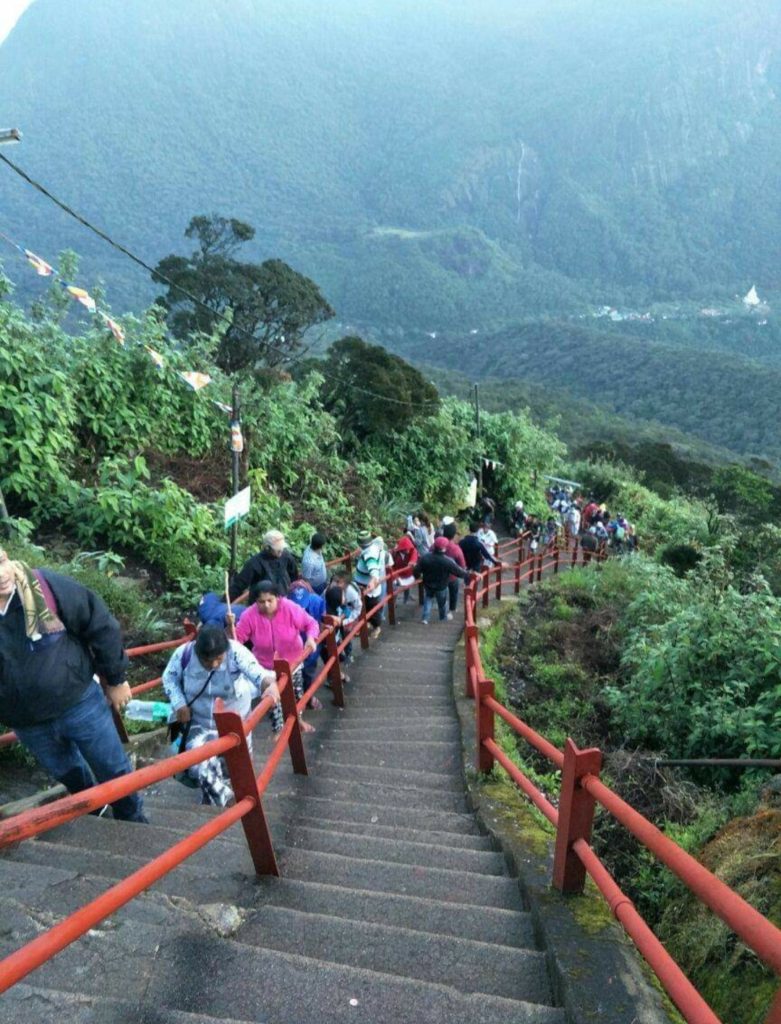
(274, 658), (308, 776)
(554, 546), (560, 575)
(344, 549), (353, 575)
(100, 674), (130, 744)
(536, 551), (543, 582)
(387, 574), (397, 627)
(322, 616), (345, 709)
(495, 562), (502, 600)
(514, 550), (521, 594)
(213, 702), (279, 877)
(476, 678), (495, 774)
(482, 570), (490, 608)
(465, 624), (479, 698)
(553, 738), (603, 894)
(359, 590), (370, 649)
(764, 987), (781, 1024)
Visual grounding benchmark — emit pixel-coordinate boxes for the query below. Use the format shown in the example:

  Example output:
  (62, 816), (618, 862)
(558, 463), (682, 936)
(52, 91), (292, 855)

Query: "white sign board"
(224, 486), (251, 529)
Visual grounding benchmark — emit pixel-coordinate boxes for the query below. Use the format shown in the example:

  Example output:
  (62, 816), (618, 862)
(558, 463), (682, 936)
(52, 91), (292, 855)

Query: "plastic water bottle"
(124, 699), (171, 723)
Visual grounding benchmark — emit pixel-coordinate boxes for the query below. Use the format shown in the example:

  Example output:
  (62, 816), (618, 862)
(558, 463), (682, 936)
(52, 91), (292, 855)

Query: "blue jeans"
(14, 683), (147, 822)
(422, 587), (448, 622)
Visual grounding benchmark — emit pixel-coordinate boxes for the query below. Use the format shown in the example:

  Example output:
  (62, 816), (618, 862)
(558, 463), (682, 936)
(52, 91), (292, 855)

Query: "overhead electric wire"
(0, 151), (440, 409)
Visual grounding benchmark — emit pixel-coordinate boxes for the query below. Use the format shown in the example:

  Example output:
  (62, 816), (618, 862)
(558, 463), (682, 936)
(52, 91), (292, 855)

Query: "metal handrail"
(0, 565), (406, 992)
(463, 536), (781, 1023)
(3, 529), (777, 1020)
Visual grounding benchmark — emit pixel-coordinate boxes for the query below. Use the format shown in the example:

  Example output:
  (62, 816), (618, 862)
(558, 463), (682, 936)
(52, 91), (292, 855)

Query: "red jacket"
(583, 502), (599, 526)
(444, 538), (466, 581)
(392, 534), (418, 574)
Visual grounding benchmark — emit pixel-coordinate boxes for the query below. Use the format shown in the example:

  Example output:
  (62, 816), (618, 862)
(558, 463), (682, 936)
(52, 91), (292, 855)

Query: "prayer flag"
(145, 346), (166, 370)
(100, 312), (125, 345)
(213, 401), (232, 414)
(24, 250), (54, 277)
(65, 285), (97, 312)
(179, 370), (211, 391)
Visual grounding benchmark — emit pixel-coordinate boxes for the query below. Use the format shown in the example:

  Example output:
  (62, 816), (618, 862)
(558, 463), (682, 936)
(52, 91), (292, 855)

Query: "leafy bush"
(608, 562), (781, 760)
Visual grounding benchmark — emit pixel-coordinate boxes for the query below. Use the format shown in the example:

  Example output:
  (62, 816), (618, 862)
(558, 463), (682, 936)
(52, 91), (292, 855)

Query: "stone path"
(0, 590), (566, 1023)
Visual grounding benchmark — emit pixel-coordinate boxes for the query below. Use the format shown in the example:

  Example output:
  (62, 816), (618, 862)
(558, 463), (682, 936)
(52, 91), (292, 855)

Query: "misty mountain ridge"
(0, 0), (778, 333)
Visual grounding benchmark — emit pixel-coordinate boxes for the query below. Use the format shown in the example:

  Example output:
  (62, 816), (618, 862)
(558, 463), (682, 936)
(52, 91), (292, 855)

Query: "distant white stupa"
(743, 285), (761, 307)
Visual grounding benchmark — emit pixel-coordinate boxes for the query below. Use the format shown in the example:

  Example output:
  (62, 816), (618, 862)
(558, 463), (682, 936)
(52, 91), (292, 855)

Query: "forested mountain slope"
(406, 321), (781, 462)
(0, 0), (778, 331)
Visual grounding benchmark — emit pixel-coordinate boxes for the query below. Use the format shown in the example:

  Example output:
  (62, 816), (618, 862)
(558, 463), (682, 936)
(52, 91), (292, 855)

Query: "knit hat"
(357, 530), (373, 547)
(433, 536), (449, 551)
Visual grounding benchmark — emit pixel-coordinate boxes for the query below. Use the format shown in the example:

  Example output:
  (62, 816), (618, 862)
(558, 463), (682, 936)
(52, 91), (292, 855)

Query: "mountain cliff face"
(0, 0), (777, 328)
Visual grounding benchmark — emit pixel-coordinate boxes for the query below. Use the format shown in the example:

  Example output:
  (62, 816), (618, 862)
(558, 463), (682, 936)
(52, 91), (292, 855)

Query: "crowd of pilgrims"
(510, 485), (639, 556)
(176, 490), (639, 805)
(173, 511), (505, 804)
(0, 487), (637, 821)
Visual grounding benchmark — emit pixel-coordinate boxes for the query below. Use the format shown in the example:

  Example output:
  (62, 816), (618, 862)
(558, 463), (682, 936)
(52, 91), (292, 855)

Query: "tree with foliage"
(710, 465), (773, 522)
(318, 336), (440, 441)
(153, 215), (335, 374)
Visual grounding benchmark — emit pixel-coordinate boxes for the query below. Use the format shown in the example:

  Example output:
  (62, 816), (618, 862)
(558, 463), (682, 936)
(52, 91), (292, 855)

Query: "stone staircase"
(0, 603), (566, 1024)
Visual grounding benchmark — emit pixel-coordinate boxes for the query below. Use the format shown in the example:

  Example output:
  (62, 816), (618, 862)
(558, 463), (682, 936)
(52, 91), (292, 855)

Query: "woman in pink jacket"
(234, 580), (320, 733)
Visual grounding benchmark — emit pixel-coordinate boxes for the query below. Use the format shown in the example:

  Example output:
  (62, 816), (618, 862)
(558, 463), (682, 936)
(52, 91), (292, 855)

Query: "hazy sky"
(0, 0), (34, 46)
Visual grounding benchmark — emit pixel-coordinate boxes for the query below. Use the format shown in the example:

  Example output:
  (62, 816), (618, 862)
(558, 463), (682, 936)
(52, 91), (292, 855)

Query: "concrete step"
(147, 933), (565, 1024)
(285, 824), (506, 874)
(289, 814), (495, 851)
(278, 792), (481, 835)
(311, 759), (464, 793)
(0, 868), (192, 930)
(0, 910), (183, 1004)
(360, 638), (457, 654)
(0, 984), (260, 1024)
(366, 631), (462, 646)
(351, 668), (452, 685)
(40, 815), (256, 873)
(310, 739), (462, 773)
(238, 905), (551, 1003)
(142, 778), (224, 809)
(141, 802), (282, 841)
(343, 678), (451, 693)
(279, 846), (520, 909)
(286, 775), (469, 813)
(1, 841), (258, 906)
(342, 694), (454, 709)
(360, 653), (458, 671)
(334, 705), (455, 721)
(254, 876), (534, 947)
(325, 720), (458, 737)
(325, 720), (460, 739)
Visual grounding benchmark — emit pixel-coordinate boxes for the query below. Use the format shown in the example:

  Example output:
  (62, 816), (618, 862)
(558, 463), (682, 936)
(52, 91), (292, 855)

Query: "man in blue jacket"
(288, 579), (325, 709)
(0, 550), (147, 823)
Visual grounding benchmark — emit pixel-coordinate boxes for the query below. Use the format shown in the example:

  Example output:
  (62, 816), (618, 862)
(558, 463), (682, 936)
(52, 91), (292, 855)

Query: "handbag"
(167, 646), (217, 786)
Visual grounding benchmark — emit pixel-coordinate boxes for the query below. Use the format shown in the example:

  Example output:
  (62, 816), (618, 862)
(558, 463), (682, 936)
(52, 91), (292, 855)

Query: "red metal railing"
(0, 564), (407, 992)
(2, 531), (777, 1020)
(464, 540), (781, 1024)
